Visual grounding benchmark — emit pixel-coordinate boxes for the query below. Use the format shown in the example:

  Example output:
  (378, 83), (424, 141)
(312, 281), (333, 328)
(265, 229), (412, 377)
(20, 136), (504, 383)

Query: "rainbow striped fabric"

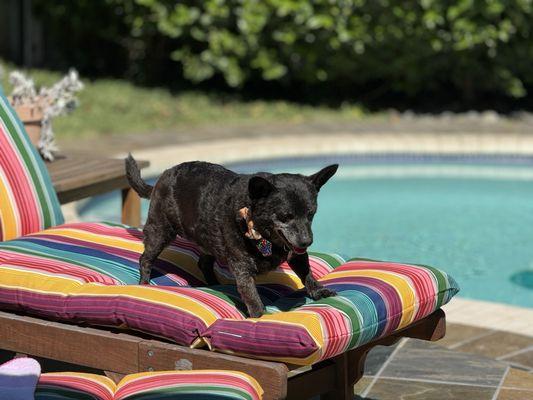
(0, 92), (64, 241)
(0, 221), (459, 365)
(35, 370), (263, 399)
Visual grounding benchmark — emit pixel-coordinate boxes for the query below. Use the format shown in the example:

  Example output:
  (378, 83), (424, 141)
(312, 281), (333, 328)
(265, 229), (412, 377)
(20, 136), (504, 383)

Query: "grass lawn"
(0, 61), (365, 138)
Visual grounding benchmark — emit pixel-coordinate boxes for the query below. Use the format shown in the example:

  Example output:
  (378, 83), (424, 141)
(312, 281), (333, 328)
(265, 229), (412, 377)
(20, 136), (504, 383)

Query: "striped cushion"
(0, 222), (342, 347)
(0, 222), (459, 365)
(205, 259), (459, 364)
(35, 370), (263, 400)
(0, 92), (64, 241)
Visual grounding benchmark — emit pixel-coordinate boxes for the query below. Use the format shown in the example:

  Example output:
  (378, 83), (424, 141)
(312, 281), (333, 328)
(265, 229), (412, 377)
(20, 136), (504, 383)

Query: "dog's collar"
(238, 207), (273, 257)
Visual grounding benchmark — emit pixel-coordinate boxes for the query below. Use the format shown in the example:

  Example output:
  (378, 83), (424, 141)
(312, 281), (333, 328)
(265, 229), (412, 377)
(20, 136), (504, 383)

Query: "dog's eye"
(279, 213), (294, 222)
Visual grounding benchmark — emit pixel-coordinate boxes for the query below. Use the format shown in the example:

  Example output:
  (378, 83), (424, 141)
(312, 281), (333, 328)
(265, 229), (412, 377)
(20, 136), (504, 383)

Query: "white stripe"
(491, 366), (510, 400)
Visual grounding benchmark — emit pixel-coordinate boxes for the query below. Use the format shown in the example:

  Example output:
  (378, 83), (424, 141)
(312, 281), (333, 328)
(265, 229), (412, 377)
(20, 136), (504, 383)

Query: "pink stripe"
(0, 250), (118, 284)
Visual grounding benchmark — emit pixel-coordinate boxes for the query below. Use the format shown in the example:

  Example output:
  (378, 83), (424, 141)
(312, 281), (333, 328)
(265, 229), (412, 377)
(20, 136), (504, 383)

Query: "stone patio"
(353, 323), (533, 400)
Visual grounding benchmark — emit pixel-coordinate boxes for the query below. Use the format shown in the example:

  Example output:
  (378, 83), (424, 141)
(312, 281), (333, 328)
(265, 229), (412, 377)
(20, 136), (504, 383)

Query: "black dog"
(125, 155), (338, 317)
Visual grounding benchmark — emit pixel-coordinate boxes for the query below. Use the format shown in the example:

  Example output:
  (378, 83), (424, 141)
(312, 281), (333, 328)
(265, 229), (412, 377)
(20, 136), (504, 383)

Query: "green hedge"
(30, 1), (533, 103)
(136, 0), (533, 100)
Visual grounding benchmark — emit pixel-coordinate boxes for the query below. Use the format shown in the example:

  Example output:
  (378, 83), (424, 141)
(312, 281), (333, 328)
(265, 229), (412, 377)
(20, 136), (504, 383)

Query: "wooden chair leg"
(121, 187), (141, 227)
(320, 352), (352, 400)
(320, 336), (401, 400)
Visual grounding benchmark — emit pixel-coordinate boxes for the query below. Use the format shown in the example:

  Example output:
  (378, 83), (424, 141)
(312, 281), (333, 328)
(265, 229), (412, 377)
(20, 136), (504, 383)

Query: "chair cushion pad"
(0, 222), (459, 365)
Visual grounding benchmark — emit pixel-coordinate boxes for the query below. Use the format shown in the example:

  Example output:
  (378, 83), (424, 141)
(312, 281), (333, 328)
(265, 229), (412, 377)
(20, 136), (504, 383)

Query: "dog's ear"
(249, 176), (274, 200)
(309, 164), (338, 190)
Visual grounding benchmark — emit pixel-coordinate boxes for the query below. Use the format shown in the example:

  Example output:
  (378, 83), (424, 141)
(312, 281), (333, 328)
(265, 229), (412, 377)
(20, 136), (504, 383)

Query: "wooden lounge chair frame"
(0, 308), (445, 400)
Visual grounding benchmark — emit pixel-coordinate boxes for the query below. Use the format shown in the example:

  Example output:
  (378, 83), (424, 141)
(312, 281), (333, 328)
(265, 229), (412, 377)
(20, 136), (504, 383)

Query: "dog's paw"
(246, 304), (265, 318)
(248, 309), (264, 318)
(309, 287), (337, 300)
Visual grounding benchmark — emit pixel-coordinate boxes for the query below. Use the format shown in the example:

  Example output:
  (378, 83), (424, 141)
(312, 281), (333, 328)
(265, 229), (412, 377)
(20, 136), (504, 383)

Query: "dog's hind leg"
(198, 254), (218, 285)
(288, 252), (336, 300)
(139, 221), (177, 284)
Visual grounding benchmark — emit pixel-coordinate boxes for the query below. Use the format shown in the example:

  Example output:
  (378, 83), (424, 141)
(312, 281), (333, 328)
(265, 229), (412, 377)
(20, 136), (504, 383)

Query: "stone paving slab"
(362, 378), (496, 400)
(497, 388), (533, 400)
(502, 368), (533, 390)
(437, 324), (495, 349)
(501, 349), (533, 370)
(356, 338), (533, 400)
(380, 340), (507, 387)
(453, 331), (533, 360)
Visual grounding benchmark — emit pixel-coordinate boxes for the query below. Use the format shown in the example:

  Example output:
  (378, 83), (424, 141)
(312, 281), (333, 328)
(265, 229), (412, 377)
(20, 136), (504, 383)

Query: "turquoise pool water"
(78, 154), (533, 308)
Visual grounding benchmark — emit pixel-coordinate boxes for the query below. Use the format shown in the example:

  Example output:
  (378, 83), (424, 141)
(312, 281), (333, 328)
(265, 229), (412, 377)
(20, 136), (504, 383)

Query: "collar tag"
(257, 238), (273, 257)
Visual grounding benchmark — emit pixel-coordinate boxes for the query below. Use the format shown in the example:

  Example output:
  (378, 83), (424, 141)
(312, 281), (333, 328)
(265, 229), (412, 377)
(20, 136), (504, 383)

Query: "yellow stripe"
(30, 228), (143, 252)
(215, 269), (303, 289)
(0, 267), (84, 292)
(40, 372), (116, 393)
(0, 268), (219, 325)
(321, 269), (416, 327)
(0, 173), (19, 241)
(256, 270), (303, 289)
(259, 310), (324, 347)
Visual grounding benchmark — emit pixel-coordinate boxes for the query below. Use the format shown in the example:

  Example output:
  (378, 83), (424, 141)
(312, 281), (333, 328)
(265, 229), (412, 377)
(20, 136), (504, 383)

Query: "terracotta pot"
(11, 102), (44, 147)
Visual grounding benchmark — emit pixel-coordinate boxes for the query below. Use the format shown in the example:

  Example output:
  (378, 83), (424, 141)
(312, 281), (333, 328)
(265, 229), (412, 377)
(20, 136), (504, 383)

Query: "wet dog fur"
(125, 155), (338, 317)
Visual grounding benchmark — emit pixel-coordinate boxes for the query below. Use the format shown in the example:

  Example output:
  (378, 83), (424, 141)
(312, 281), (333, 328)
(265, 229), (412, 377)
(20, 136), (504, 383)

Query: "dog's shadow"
(205, 284), (316, 316)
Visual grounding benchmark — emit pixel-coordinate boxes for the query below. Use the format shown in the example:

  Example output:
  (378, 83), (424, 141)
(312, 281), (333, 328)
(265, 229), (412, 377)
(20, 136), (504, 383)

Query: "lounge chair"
(0, 90), (459, 399)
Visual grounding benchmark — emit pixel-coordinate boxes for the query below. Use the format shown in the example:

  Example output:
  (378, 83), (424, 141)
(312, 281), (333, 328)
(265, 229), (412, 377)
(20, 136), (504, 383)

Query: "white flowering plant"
(3, 68), (83, 161)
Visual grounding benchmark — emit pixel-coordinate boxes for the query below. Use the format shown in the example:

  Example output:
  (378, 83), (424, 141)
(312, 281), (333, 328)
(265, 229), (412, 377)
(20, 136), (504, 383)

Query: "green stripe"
(307, 294), (365, 349)
(308, 251), (344, 268)
(413, 263), (454, 308)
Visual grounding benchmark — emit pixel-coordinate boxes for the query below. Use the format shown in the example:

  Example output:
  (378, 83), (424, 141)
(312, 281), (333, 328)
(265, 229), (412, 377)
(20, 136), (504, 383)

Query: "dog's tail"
(125, 154), (153, 199)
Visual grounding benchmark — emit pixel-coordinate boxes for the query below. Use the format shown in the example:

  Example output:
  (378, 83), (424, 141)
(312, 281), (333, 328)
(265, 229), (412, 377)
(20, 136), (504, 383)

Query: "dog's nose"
(298, 238), (313, 248)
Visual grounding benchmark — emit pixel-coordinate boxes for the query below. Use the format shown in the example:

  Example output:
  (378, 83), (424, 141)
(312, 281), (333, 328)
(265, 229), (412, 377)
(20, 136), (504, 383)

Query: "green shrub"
(136, 0), (533, 100)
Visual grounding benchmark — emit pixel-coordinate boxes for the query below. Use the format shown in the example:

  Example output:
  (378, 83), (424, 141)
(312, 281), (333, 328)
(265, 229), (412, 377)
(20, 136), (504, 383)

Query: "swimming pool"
(78, 154), (533, 308)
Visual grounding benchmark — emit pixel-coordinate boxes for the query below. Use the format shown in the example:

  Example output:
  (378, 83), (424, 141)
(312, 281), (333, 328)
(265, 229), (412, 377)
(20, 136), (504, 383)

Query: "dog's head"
(248, 164), (338, 254)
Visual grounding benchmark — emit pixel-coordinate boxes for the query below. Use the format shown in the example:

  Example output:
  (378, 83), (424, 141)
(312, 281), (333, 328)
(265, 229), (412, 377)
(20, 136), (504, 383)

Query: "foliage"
(135, 0), (533, 101)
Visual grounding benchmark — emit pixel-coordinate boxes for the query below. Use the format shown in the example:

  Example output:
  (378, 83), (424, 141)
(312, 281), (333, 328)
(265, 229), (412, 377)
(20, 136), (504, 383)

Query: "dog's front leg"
(288, 253), (336, 300)
(231, 261), (265, 317)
